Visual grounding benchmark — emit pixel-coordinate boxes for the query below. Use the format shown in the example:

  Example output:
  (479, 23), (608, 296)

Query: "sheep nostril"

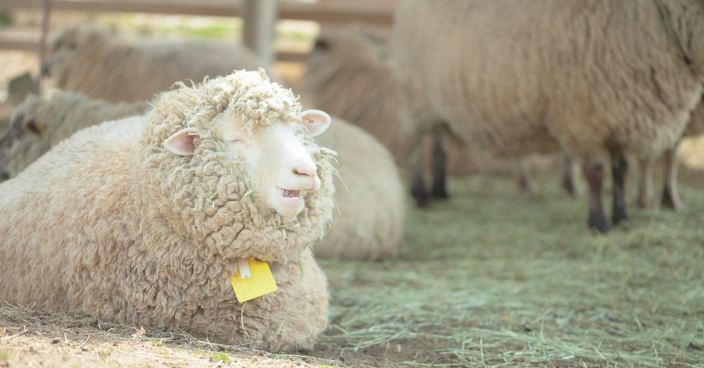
(293, 167), (315, 178)
(0, 171), (10, 182)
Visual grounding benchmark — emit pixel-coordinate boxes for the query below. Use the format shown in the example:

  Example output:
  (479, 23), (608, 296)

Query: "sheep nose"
(293, 165), (316, 178)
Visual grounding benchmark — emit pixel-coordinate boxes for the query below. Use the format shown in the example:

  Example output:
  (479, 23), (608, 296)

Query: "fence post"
(242, 0), (278, 68)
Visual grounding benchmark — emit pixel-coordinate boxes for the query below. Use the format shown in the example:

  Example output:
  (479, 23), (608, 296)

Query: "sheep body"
(0, 92), (149, 179)
(314, 117), (405, 260)
(0, 71), (334, 351)
(45, 24), (278, 102)
(394, 0), (704, 230)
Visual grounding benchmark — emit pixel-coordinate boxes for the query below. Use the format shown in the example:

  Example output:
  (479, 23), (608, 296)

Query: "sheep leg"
(560, 152), (580, 196)
(514, 158), (537, 195)
(636, 158), (655, 209)
(429, 127), (449, 199)
(408, 137), (430, 208)
(583, 160), (609, 232)
(661, 145), (685, 211)
(611, 152), (630, 225)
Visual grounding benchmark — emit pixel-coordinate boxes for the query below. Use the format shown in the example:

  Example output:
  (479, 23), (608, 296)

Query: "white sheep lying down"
(0, 70), (335, 351)
(43, 23), (280, 103)
(0, 91), (405, 260)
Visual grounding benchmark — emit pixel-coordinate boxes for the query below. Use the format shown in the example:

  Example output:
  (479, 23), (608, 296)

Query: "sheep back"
(314, 117), (405, 260)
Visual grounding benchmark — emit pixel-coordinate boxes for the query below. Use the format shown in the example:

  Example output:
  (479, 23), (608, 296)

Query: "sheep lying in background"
(314, 117), (405, 260)
(304, 27), (579, 202)
(43, 23), (279, 102)
(0, 92), (149, 181)
(637, 98), (704, 210)
(394, 0), (704, 232)
(0, 70), (335, 351)
(2, 90), (405, 260)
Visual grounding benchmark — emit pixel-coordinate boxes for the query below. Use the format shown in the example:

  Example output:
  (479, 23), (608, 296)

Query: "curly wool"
(143, 70), (335, 263)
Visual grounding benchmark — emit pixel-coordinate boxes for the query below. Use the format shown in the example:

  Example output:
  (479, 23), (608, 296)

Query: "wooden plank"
(0, 36), (309, 62)
(0, 0), (393, 25)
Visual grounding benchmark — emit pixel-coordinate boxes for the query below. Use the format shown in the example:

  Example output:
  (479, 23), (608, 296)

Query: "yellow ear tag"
(38, 124), (46, 138)
(230, 258), (278, 303)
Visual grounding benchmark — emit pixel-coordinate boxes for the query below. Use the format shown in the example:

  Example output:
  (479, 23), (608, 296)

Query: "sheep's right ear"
(164, 127), (200, 156)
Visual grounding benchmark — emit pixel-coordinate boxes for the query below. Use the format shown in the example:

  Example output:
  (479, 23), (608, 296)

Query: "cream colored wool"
(45, 23), (280, 103)
(314, 117), (405, 260)
(304, 26), (505, 175)
(0, 70), (334, 351)
(0, 92), (149, 180)
(0, 91), (402, 261)
(394, 0), (704, 163)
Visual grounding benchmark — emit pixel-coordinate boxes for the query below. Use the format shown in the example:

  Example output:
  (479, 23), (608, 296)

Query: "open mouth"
(280, 188), (302, 199)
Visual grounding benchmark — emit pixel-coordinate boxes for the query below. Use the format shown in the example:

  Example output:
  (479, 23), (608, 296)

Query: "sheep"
(43, 23), (280, 103)
(0, 92), (149, 181)
(0, 70), (336, 351)
(1, 91), (406, 260)
(637, 98), (704, 210)
(314, 117), (405, 260)
(304, 26), (579, 204)
(393, 0), (704, 232)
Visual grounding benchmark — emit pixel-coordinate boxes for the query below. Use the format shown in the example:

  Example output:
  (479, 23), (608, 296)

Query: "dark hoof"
(430, 188), (449, 200)
(588, 211), (610, 233)
(612, 209), (630, 226)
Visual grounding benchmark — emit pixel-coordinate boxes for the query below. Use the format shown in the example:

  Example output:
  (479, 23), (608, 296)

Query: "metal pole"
(35, 0), (51, 95)
(242, 0), (278, 68)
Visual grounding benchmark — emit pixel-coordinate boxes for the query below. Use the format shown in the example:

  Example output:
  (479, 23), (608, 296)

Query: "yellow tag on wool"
(230, 258), (278, 302)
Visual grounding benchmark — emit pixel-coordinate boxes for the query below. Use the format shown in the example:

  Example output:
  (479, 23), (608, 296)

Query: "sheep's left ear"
(299, 109), (331, 137)
(164, 127), (200, 156)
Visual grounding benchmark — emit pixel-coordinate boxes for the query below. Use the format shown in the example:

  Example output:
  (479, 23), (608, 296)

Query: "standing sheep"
(637, 97), (704, 210)
(394, 0), (704, 232)
(0, 91), (406, 260)
(43, 23), (280, 103)
(0, 70), (335, 351)
(0, 92), (149, 180)
(305, 26), (579, 202)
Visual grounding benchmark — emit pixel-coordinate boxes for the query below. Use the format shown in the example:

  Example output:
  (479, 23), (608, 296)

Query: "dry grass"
(2, 157), (702, 367)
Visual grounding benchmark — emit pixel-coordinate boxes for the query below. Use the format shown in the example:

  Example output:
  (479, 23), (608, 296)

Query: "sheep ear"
(299, 110), (331, 137)
(164, 127), (200, 156)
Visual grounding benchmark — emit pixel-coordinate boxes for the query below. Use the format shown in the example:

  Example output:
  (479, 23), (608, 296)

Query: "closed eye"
(228, 139), (246, 145)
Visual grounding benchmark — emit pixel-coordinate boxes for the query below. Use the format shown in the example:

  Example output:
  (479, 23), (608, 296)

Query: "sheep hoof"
(637, 196), (655, 209)
(430, 187), (449, 200)
(661, 192), (685, 211)
(612, 208), (630, 227)
(588, 210), (610, 233)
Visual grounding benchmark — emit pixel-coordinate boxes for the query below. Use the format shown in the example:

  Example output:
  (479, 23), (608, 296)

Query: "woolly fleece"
(314, 117), (405, 260)
(45, 23), (280, 103)
(0, 92), (149, 180)
(0, 70), (334, 351)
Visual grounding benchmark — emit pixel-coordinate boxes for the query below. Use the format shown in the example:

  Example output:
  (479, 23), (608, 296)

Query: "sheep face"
(164, 109), (331, 218)
(42, 25), (111, 84)
(0, 96), (44, 181)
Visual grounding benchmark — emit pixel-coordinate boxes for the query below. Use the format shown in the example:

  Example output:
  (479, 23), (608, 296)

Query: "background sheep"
(0, 70), (335, 351)
(2, 90), (405, 261)
(43, 23), (280, 103)
(314, 117), (405, 260)
(394, 0), (704, 232)
(0, 92), (149, 180)
(304, 26), (578, 203)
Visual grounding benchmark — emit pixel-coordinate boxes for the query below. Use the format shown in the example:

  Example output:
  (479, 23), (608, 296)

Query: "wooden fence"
(0, 0), (395, 62)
